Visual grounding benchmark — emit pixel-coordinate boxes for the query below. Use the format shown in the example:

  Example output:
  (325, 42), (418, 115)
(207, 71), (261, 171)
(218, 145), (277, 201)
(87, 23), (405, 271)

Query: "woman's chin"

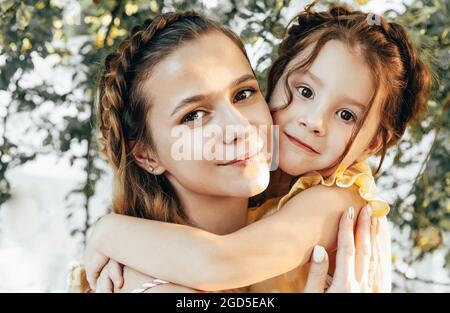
(252, 163), (270, 195)
(231, 161), (270, 197)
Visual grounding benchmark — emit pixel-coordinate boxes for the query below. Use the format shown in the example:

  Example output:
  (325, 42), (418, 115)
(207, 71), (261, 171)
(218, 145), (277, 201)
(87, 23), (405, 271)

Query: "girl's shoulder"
(278, 161), (390, 218)
(247, 196), (282, 224)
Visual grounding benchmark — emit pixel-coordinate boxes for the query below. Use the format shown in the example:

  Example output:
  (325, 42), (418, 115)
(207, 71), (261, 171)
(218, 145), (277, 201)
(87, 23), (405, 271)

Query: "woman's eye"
(181, 110), (207, 123)
(297, 86), (314, 99)
(337, 109), (356, 122)
(233, 89), (255, 103)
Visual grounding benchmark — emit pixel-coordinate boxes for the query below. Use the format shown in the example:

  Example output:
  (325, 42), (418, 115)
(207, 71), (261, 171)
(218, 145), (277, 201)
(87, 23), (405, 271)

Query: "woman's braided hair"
(266, 2), (432, 174)
(97, 11), (250, 223)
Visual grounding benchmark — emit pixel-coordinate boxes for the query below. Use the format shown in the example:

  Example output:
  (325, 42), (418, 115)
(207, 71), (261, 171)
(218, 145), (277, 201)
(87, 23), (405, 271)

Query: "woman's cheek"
(167, 127), (213, 162)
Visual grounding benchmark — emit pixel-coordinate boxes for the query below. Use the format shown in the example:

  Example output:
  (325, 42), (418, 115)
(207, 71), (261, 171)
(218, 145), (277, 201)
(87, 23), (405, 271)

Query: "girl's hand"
(304, 205), (381, 292)
(95, 259), (124, 293)
(84, 239), (110, 290)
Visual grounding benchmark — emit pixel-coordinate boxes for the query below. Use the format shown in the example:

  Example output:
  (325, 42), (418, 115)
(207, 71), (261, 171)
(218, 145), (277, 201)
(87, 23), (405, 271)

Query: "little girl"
(83, 4), (431, 292)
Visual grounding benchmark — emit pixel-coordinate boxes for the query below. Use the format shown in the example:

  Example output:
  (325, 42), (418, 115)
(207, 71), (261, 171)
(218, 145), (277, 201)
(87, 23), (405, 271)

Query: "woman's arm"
(86, 184), (367, 291)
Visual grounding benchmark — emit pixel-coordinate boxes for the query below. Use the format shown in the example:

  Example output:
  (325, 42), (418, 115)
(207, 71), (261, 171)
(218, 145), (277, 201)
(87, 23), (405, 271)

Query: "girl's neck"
(265, 169), (296, 199)
(170, 180), (249, 235)
(267, 160), (359, 199)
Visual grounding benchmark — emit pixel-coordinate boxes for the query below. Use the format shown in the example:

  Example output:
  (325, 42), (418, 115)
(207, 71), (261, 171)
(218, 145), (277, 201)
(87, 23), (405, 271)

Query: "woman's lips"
(219, 149), (262, 166)
(284, 132), (320, 154)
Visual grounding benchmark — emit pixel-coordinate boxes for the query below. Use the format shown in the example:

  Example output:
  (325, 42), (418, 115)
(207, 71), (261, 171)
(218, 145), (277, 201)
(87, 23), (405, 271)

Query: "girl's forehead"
(286, 40), (375, 100)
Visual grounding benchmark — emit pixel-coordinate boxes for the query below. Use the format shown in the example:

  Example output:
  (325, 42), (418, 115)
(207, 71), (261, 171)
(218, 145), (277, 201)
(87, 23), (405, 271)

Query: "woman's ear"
(131, 141), (165, 175)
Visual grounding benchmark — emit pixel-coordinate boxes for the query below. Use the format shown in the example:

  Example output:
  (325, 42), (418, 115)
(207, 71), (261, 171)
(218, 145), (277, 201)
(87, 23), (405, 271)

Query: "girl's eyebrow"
(170, 73), (256, 117)
(340, 96), (367, 110)
(302, 70), (324, 86)
(300, 70), (367, 110)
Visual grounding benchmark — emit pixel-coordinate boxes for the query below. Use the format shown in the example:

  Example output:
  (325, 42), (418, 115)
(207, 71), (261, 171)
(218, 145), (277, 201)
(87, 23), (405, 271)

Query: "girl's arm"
(88, 184), (366, 291)
(116, 266), (199, 293)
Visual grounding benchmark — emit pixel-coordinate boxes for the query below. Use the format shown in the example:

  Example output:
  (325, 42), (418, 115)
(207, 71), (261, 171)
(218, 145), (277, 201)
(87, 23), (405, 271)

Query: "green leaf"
(0, 0), (15, 13)
(16, 2), (32, 30)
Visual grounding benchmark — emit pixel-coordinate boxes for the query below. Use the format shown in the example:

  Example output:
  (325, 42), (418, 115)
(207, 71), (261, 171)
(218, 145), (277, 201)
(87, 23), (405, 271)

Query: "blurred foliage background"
(0, 0), (448, 291)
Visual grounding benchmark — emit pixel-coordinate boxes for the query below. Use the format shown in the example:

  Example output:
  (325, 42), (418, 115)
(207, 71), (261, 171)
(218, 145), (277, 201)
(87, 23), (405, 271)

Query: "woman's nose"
(222, 106), (253, 144)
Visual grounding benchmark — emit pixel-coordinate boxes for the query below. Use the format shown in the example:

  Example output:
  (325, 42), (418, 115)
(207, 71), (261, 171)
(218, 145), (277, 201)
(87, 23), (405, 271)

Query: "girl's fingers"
(107, 259), (124, 289)
(304, 245), (329, 293)
(84, 248), (109, 291)
(96, 265), (113, 293)
(331, 207), (356, 289)
(355, 205), (372, 287)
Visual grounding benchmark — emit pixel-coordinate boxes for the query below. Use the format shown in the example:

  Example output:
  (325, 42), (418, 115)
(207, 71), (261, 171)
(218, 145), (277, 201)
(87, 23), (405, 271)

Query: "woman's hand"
(304, 205), (387, 292)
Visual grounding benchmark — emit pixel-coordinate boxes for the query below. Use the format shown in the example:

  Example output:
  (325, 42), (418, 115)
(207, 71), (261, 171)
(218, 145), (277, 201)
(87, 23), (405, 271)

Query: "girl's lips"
(284, 132), (320, 154)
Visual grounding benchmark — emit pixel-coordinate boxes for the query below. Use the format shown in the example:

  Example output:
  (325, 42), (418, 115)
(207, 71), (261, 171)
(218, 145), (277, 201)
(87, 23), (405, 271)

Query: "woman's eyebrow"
(170, 73), (256, 117)
(228, 73), (256, 88)
(171, 94), (206, 117)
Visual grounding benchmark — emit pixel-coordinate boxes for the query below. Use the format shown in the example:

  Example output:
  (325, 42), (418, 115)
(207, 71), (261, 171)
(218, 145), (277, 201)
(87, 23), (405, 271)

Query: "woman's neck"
(169, 180), (249, 235)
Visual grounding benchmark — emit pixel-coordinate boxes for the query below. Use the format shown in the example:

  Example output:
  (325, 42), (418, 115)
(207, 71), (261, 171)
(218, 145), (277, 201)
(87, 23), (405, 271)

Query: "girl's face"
(270, 40), (382, 176)
(141, 31), (273, 198)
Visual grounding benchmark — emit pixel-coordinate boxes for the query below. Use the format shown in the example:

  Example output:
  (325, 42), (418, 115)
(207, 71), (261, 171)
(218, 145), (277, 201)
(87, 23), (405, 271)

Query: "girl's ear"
(357, 130), (393, 162)
(131, 141), (166, 175)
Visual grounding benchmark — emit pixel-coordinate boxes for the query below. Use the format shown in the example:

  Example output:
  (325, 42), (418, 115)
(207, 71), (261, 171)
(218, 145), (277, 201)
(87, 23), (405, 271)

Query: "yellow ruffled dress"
(246, 161), (390, 292)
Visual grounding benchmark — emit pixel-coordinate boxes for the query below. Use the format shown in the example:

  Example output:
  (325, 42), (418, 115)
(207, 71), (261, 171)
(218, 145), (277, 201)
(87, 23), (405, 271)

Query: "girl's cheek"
(272, 110), (287, 128)
(329, 127), (350, 154)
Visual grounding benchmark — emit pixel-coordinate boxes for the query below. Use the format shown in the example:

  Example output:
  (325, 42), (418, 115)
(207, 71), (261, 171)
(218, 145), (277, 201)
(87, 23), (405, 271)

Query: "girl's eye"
(181, 110), (207, 124)
(337, 109), (356, 123)
(297, 86), (314, 99)
(233, 88), (255, 103)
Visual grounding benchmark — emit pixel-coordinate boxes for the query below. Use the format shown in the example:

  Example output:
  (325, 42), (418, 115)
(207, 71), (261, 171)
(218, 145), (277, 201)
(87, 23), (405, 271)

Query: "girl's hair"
(266, 2), (432, 174)
(97, 11), (250, 224)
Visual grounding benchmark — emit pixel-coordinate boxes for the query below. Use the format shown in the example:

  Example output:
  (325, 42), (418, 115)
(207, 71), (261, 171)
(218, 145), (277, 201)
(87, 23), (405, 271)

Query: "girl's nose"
(297, 112), (326, 137)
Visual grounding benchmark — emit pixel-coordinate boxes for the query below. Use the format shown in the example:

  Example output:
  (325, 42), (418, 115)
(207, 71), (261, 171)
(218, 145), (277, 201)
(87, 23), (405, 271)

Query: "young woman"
(82, 3), (430, 292)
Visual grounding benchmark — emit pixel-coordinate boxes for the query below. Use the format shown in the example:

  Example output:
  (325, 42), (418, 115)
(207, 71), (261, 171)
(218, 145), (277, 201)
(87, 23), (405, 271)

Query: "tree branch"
(104, 0), (123, 46)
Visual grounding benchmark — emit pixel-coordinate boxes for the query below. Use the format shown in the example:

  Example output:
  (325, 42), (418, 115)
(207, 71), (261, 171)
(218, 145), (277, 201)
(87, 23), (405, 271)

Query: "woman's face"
(142, 31), (273, 198)
(270, 40), (382, 176)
